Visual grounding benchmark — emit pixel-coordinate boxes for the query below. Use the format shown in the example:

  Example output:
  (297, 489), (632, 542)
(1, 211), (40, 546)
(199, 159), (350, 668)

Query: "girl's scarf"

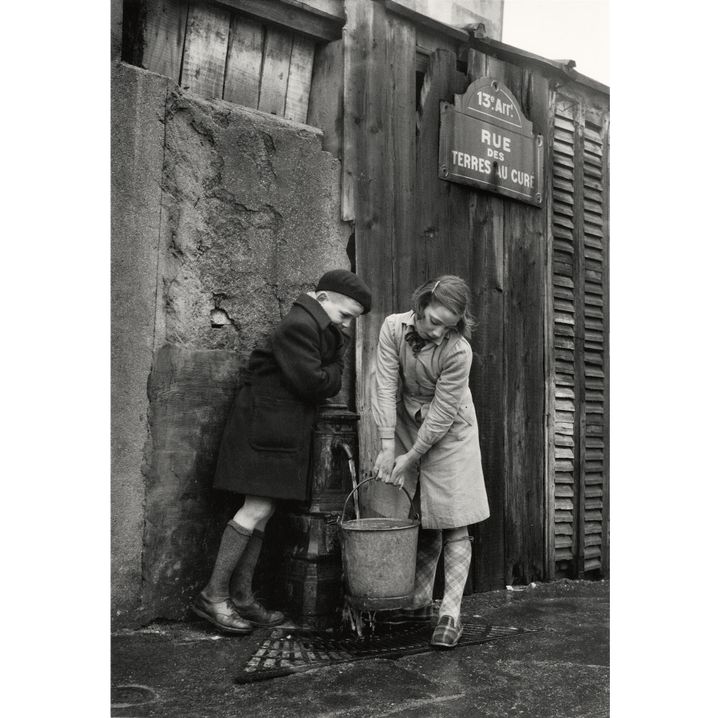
(405, 327), (428, 356)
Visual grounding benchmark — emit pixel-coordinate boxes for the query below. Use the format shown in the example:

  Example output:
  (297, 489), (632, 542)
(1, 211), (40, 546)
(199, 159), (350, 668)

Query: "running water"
(335, 440), (359, 518)
(335, 442), (371, 637)
(341, 601), (376, 637)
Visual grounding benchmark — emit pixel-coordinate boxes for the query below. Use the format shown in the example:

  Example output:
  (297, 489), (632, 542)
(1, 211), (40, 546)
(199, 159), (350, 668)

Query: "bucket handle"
(341, 477), (419, 524)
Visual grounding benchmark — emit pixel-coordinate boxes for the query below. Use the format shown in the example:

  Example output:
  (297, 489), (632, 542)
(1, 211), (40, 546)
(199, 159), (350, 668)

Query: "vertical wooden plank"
(345, 0), (396, 513)
(465, 48), (506, 593)
(284, 35), (316, 123)
(143, 0), (189, 82)
(503, 201), (546, 585)
(531, 72), (553, 582)
(467, 47), (487, 79)
(415, 51), (464, 287)
(387, 13), (417, 310)
(223, 15), (264, 107)
(361, 12), (417, 519)
(180, 2), (231, 99)
(307, 39), (344, 155)
(503, 62), (548, 585)
(523, 69), (555, 581)
(258, 27), (293, 116)
(468, 189), (506, 592)
(485, 53), (507, 86)
(340, 6), (360, 222)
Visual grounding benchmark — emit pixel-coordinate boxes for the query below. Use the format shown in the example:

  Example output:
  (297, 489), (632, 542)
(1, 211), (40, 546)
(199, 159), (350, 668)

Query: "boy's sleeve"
(271, 319), (343, 400)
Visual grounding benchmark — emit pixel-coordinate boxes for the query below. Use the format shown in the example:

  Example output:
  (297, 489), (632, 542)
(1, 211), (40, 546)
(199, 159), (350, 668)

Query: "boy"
(193, 269), (372, 633)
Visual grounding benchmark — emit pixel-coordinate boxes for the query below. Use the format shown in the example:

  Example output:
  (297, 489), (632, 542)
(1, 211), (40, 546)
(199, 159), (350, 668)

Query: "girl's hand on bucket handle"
(389, 449), (420, 487)
(373, 446), (395, 483)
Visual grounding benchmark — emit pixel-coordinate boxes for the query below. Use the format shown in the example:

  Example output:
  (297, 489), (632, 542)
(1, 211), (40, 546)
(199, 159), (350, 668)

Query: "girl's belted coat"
(213, 294), (345, 501)
(371, 311), (490, 529)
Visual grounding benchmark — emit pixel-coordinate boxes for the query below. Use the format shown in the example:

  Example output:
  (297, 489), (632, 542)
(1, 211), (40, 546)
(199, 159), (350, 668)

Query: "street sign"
(439, 77), (544, 206)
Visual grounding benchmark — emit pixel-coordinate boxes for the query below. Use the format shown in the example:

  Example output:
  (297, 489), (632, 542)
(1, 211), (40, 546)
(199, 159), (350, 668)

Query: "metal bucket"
(339, 478), (420, 611)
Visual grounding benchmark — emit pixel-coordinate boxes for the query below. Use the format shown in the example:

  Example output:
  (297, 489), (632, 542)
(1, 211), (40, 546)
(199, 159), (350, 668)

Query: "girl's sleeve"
(412, 341), (472, 456)
(371, 317), (400, 440)
(271, 320), (343, 400)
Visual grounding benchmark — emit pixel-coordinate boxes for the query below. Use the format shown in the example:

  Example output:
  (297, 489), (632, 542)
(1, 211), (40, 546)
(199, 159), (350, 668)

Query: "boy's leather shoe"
(231, 598), (285, 627)
(192, 593), (253, 634)
(430, 615), (463, 649)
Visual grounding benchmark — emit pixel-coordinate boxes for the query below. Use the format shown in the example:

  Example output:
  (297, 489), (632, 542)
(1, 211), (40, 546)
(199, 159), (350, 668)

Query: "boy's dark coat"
(214, 294), (345, 501)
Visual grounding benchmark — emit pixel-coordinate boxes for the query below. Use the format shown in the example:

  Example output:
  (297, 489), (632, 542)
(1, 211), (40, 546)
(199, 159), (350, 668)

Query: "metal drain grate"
(236, 620), (537, 683)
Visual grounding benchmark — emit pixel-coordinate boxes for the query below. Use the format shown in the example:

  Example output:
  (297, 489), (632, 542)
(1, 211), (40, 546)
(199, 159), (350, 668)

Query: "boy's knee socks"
(438, 535), (473, 621)
(411, 529), (443, 607)
(229, 529), (265, 604)
(204, 520), (252, 600)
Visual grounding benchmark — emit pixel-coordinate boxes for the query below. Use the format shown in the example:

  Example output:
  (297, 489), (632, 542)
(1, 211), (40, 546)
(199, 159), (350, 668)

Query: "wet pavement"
(111, 579), (609, 717)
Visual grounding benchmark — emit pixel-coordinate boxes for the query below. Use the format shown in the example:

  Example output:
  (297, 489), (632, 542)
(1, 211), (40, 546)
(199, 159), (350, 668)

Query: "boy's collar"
(294, 293), (332, 329)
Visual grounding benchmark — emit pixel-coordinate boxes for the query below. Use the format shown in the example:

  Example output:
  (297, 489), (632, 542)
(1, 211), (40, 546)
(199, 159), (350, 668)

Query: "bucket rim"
(340, 518), (420, 531)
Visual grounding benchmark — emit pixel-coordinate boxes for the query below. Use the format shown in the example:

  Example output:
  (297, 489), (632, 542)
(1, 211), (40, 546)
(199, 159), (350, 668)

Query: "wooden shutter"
(581, 116), (609, 574)
(549, 103), (577, 573)
(549, 92), (609, 578)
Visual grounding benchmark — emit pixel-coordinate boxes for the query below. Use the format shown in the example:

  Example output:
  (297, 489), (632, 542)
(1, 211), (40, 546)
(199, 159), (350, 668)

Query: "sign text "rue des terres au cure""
(439, 77), (544, 206)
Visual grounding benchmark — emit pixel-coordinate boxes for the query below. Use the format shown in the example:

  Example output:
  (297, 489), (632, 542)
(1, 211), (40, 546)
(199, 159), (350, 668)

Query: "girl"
(372, 275), (489, 648)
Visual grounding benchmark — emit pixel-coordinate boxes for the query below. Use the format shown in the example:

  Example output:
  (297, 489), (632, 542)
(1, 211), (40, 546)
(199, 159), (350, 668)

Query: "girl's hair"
(411, 275), (475, 339)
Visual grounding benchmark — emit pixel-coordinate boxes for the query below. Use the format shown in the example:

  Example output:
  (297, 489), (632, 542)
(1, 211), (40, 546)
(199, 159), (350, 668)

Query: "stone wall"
(111, 60), (352, 628)
(111, 62), (169, 627)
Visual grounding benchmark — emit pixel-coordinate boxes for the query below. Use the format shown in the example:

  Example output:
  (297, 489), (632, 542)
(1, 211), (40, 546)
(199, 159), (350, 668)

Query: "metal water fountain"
(280, 403), (361, 630)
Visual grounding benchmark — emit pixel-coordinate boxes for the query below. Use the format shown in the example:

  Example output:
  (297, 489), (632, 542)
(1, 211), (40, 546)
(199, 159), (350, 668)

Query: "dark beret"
(316, 269), (372, 314)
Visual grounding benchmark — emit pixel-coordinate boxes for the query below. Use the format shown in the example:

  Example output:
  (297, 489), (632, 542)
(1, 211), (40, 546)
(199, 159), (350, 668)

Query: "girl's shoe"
(430, 615), (463, 648)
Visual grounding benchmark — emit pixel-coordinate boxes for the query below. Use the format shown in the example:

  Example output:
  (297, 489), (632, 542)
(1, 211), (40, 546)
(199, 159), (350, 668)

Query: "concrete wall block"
(111, 61), (171, 627)
(159, 93), (352, 356)
(141, 344), (243, 619)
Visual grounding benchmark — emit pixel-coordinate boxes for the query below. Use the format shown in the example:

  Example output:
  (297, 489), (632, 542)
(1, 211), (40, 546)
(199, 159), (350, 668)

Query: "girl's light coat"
(372, 311), (490, 529)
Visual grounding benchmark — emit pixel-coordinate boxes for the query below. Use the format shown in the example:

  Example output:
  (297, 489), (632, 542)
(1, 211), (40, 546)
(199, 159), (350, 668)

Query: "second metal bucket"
(339, 478), (420, 611)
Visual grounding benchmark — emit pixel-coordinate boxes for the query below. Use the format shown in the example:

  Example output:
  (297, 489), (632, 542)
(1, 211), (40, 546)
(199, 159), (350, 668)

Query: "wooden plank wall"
(127, 0), (609, 589)
(137, 0), (317, 124)
(347, 9), (552, 588)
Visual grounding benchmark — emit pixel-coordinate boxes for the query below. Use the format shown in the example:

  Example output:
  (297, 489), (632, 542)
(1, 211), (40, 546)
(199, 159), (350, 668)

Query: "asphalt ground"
(111, 579), (609, 717)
